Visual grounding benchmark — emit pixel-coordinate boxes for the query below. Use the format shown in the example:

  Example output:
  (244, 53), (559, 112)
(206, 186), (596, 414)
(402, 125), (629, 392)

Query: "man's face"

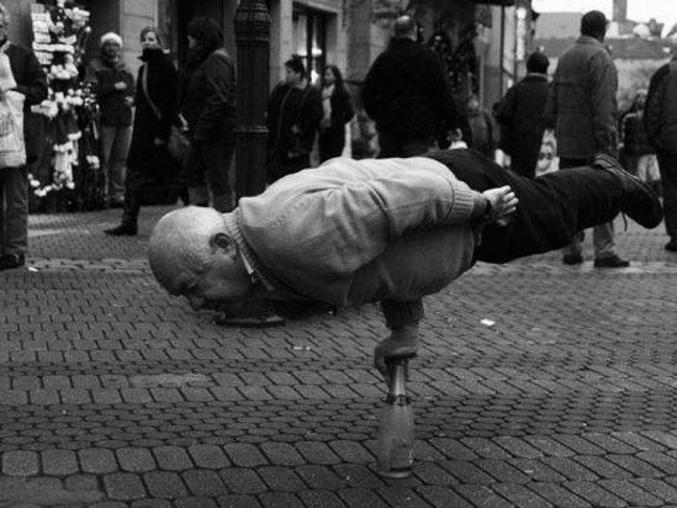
(102, 41), (121, 59)
(285, 66), (301, 85)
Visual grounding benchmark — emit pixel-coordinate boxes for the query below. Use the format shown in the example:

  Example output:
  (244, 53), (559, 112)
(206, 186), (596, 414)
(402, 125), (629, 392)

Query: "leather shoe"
(594, 254), (630, 268)
(0, 253), (25, 271)
(104, 223), (137, 236)
(562, 254), (584, 265)
(666, 239), (677, 252)
(592, 153), (663, 229)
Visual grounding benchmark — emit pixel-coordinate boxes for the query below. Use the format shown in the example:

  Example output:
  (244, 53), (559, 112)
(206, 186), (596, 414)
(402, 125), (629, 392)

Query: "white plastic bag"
(0, 52), (16, 92)
(0, 91), (26, 168)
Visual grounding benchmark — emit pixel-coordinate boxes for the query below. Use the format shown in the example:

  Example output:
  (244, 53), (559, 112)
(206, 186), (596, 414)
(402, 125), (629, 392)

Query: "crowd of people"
(1, 7), (676, 275)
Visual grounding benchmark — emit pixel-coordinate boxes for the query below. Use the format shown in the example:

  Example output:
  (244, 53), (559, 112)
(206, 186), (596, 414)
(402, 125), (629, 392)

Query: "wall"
(120, 0), (158, 76)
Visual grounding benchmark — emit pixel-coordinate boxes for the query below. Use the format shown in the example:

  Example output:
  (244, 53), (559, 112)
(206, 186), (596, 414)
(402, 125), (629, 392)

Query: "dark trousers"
(382, 149), (625, 329)
(656, 150), (677, 240)
(319, 127), (345, 162)
(183, 142), (235, 212)
(377, 130), (434, 158)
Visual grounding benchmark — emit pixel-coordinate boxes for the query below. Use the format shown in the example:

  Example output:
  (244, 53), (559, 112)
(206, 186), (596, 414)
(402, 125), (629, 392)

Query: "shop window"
(293, 6), (326, 85)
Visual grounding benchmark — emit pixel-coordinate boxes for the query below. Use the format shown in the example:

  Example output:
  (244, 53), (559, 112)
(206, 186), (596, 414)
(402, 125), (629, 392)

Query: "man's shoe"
(563, 253), (584, 265)
(666, 239), (677, 252)
(592, 153), (663, 228)
(0, 253), (25, 271)
(104, 223), (137, 236)
(594, 254), (630, 268)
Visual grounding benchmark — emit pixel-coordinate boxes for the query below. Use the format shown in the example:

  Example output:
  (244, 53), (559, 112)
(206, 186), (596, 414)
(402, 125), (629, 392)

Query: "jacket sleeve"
(543, 78), (558, 130)
(192, 53), (237, 142)
(298, 86), (323, 151)
(85, 62), (114, 98)
(124, 68), (135, 101)
(589, 52), (619, 156)
(361, 57), (381, 120)
(496, 85), (516, 128)
(645, 64), (668, 148)
(15, 50), (47, 106)
(158, 61), (179, 141)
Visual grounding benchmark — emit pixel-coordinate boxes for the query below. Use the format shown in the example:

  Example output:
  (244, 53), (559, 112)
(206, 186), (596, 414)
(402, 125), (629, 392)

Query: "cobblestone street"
(1, 205), (677, 507)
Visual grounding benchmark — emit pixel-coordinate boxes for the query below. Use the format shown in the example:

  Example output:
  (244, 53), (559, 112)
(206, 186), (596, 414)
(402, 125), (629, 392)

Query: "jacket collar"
(523, 72), (548, 81)
(576, 35), (603, 46)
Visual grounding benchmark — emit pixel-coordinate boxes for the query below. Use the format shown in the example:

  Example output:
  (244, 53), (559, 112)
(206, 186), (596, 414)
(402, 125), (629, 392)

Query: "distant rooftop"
(535, 36), (671, 60)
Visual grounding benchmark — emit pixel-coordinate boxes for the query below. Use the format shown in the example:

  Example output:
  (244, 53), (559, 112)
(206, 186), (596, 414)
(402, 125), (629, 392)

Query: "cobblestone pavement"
(1, 205), (677, 507)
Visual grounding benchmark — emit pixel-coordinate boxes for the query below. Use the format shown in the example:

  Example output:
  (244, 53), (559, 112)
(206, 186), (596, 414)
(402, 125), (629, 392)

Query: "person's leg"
(105, 164), (145, 236)
(0, 166), (27, 268)
(657, 150), (677, 248)
(99, 125), (115, 205)
(558, 157), (589, 262)
(109, 126), (132, 205)
(203, 142), (235, 213)
(377, 129), (400, 158)
(319, 128), (345, 163)
(183, 144), (209, 206)
(425, 149), (659, 264)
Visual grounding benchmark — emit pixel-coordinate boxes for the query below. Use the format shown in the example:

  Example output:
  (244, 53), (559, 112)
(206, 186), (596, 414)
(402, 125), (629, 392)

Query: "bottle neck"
(389, 362), (408, 397)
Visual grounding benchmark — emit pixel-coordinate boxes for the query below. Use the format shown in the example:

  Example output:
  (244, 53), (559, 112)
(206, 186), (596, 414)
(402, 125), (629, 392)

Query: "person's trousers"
(558, 157), (615, 259)
(319, 127), (346, 162)
(100, 125), (132, 203)
(183, 141), (235, 213)
(382, 149), (626, 329)
(656, 150), (677, 241)
(120, 164), (146, 227)
(0, 166), (28, 257)
(377, 129), (434, 158)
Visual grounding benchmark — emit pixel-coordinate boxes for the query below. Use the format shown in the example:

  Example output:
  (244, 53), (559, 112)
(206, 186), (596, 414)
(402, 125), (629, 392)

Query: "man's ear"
(210, 232), (237, 257)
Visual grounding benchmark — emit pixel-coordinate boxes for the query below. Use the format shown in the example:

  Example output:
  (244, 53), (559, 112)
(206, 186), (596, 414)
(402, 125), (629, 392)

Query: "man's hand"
(374, 325), (418, 384)
(482, 186), (518, 226)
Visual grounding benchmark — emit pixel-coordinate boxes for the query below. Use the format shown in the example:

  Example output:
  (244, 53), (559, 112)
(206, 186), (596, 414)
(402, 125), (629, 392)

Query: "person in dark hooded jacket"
(179, 16), (237, 212)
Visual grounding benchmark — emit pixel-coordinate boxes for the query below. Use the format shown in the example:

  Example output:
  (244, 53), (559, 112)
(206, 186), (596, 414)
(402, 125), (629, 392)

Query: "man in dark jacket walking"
(545, 10), (629, 268)
(362, 15), (466, 158)
(179, 17), (237, 212)
(0, 3), (48, 271)
(496, 51), (550, 178)
(85, 32), (135, 208)
(645, 47), (677, 252)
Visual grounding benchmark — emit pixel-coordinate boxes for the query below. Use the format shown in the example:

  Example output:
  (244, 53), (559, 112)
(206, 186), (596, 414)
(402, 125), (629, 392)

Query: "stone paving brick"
(637, 451), (677, 475)
(574, 455), (635, 479)
(439, 459), (495, 484)
(258, 492), (304, 507)
(329, 440), (373, 464)
(131, 500), (171, 508)
(182, 469), (226, 497)
(222, 443), (267, 467)
(296, 465), (347, 490)
(454, 484), (514, 507)
(542, 456), (600, 481)
(461, 437), (513, 460)
(632, 477), (677, 504)
(152, 446), (193, 471)
(65, 473), (100, 492)
(2, 450), (39, 476)
(219, 467), (268, 494)
(175, 497), (218, 508)
(612, 431), (666, 451)
(377, 486), (429, 508)
(581, 432), (637, 454)
(643, 430), (677, 449)
(598, 479), (664, 506)
(79, 448), (118, 474)
(417, 485), (473, 508)
(492, 483), (554, 507)
(150, 388), (183, 403)
(296, 441), (341, 465)
(297, 489), (345, 508)
(524, 435), (577, 457)
(564, 480), (627, 507)
(338, 487), (389, 508)
(528, 482), (592, 508)
(187, 444), (229, 469)
(42, 449), (78, 475)
(29, 389), (60, 405)
(260, 442), (305, 466)
(116, 447), (157, 472)
(607, 454), (665, 477)
(143, 470), (188, 499)
(92, 389), (123, 404)
(90, 502), (127, 508)
(413, 461), (456, 485)
(428, 438), (477, 460)
(258, 466), (306, 492)
(0, 389), (28, 405)
(121, 388), (153, 404)
(493, 436), (543, 459)
(104, 472), (147, 501)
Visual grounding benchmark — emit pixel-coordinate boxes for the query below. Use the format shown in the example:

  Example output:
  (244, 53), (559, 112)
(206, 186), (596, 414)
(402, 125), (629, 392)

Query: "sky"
(532, 0), (677, 35)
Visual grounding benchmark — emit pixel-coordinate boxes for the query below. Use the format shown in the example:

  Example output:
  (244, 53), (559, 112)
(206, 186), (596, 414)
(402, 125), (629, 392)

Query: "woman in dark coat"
(105, 27), (178, 236)
(318, 65), (354, 162)
(179, 16), (237, 212)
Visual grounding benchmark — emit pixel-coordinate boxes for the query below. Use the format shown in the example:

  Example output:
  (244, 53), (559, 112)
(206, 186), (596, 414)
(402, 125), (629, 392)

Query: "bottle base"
(376, 467), (412, 479)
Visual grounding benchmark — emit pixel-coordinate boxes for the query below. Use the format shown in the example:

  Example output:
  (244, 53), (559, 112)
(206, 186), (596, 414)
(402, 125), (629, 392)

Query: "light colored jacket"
(224, 157), (480, 307)
(545, 35), (619, 159)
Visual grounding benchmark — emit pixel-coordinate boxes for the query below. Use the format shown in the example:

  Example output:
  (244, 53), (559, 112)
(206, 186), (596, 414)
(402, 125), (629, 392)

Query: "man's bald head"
(393, 15), (416, 40)
(148, 206), (226, 295)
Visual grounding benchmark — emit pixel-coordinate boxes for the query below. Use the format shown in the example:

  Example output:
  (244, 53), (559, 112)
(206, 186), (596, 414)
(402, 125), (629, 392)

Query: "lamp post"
(234, 0), (271, 198)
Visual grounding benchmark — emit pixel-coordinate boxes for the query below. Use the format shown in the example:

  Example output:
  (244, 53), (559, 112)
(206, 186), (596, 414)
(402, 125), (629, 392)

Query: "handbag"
(140, 62), (189, 163)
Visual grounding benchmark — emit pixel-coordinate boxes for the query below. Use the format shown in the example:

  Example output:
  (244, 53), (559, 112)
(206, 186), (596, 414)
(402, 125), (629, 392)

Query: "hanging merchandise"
(29, 1), (102, 211)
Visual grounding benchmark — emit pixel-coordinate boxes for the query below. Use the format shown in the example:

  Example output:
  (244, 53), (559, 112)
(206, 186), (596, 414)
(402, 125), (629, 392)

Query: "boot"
(104, 222), (137, 236)
(105, 189), (140, 236)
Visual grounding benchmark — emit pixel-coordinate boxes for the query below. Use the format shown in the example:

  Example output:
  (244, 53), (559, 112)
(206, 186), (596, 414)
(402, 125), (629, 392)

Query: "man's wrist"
(471, 194), (493, 226)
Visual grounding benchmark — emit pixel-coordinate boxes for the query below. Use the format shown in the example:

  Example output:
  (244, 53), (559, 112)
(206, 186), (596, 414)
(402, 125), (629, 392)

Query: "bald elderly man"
(149, 149), (662, 378)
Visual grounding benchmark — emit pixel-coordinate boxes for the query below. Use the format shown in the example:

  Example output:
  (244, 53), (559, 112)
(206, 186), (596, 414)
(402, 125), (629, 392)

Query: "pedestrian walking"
(85, 32), (135, 208)
(178, 16), (237, 212)
(266, 56), (322, 182)
(621, 90), (659, 186)
(361, 15), (466, 158)
(645, 49), (677, 252)
(545, 10), (629, 268)
(0, 3), (48, 271)
(318, 65), (353, 162)
(465, 94), (496, 159)
(148, 150), (662, 379)
(105, 27), (178, 236)
(496, 51), (550, 178)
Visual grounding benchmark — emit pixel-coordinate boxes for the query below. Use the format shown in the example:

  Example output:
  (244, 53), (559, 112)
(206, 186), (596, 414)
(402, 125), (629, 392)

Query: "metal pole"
(499, 4), (505, 98)
(234, 0), (271, 198)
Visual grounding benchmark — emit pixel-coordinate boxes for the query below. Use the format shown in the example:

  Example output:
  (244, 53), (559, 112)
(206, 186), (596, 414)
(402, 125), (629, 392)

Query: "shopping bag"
(0, 91), (26, 168)
(0, 52), (16, 93)
(168, 125), (189, 163)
